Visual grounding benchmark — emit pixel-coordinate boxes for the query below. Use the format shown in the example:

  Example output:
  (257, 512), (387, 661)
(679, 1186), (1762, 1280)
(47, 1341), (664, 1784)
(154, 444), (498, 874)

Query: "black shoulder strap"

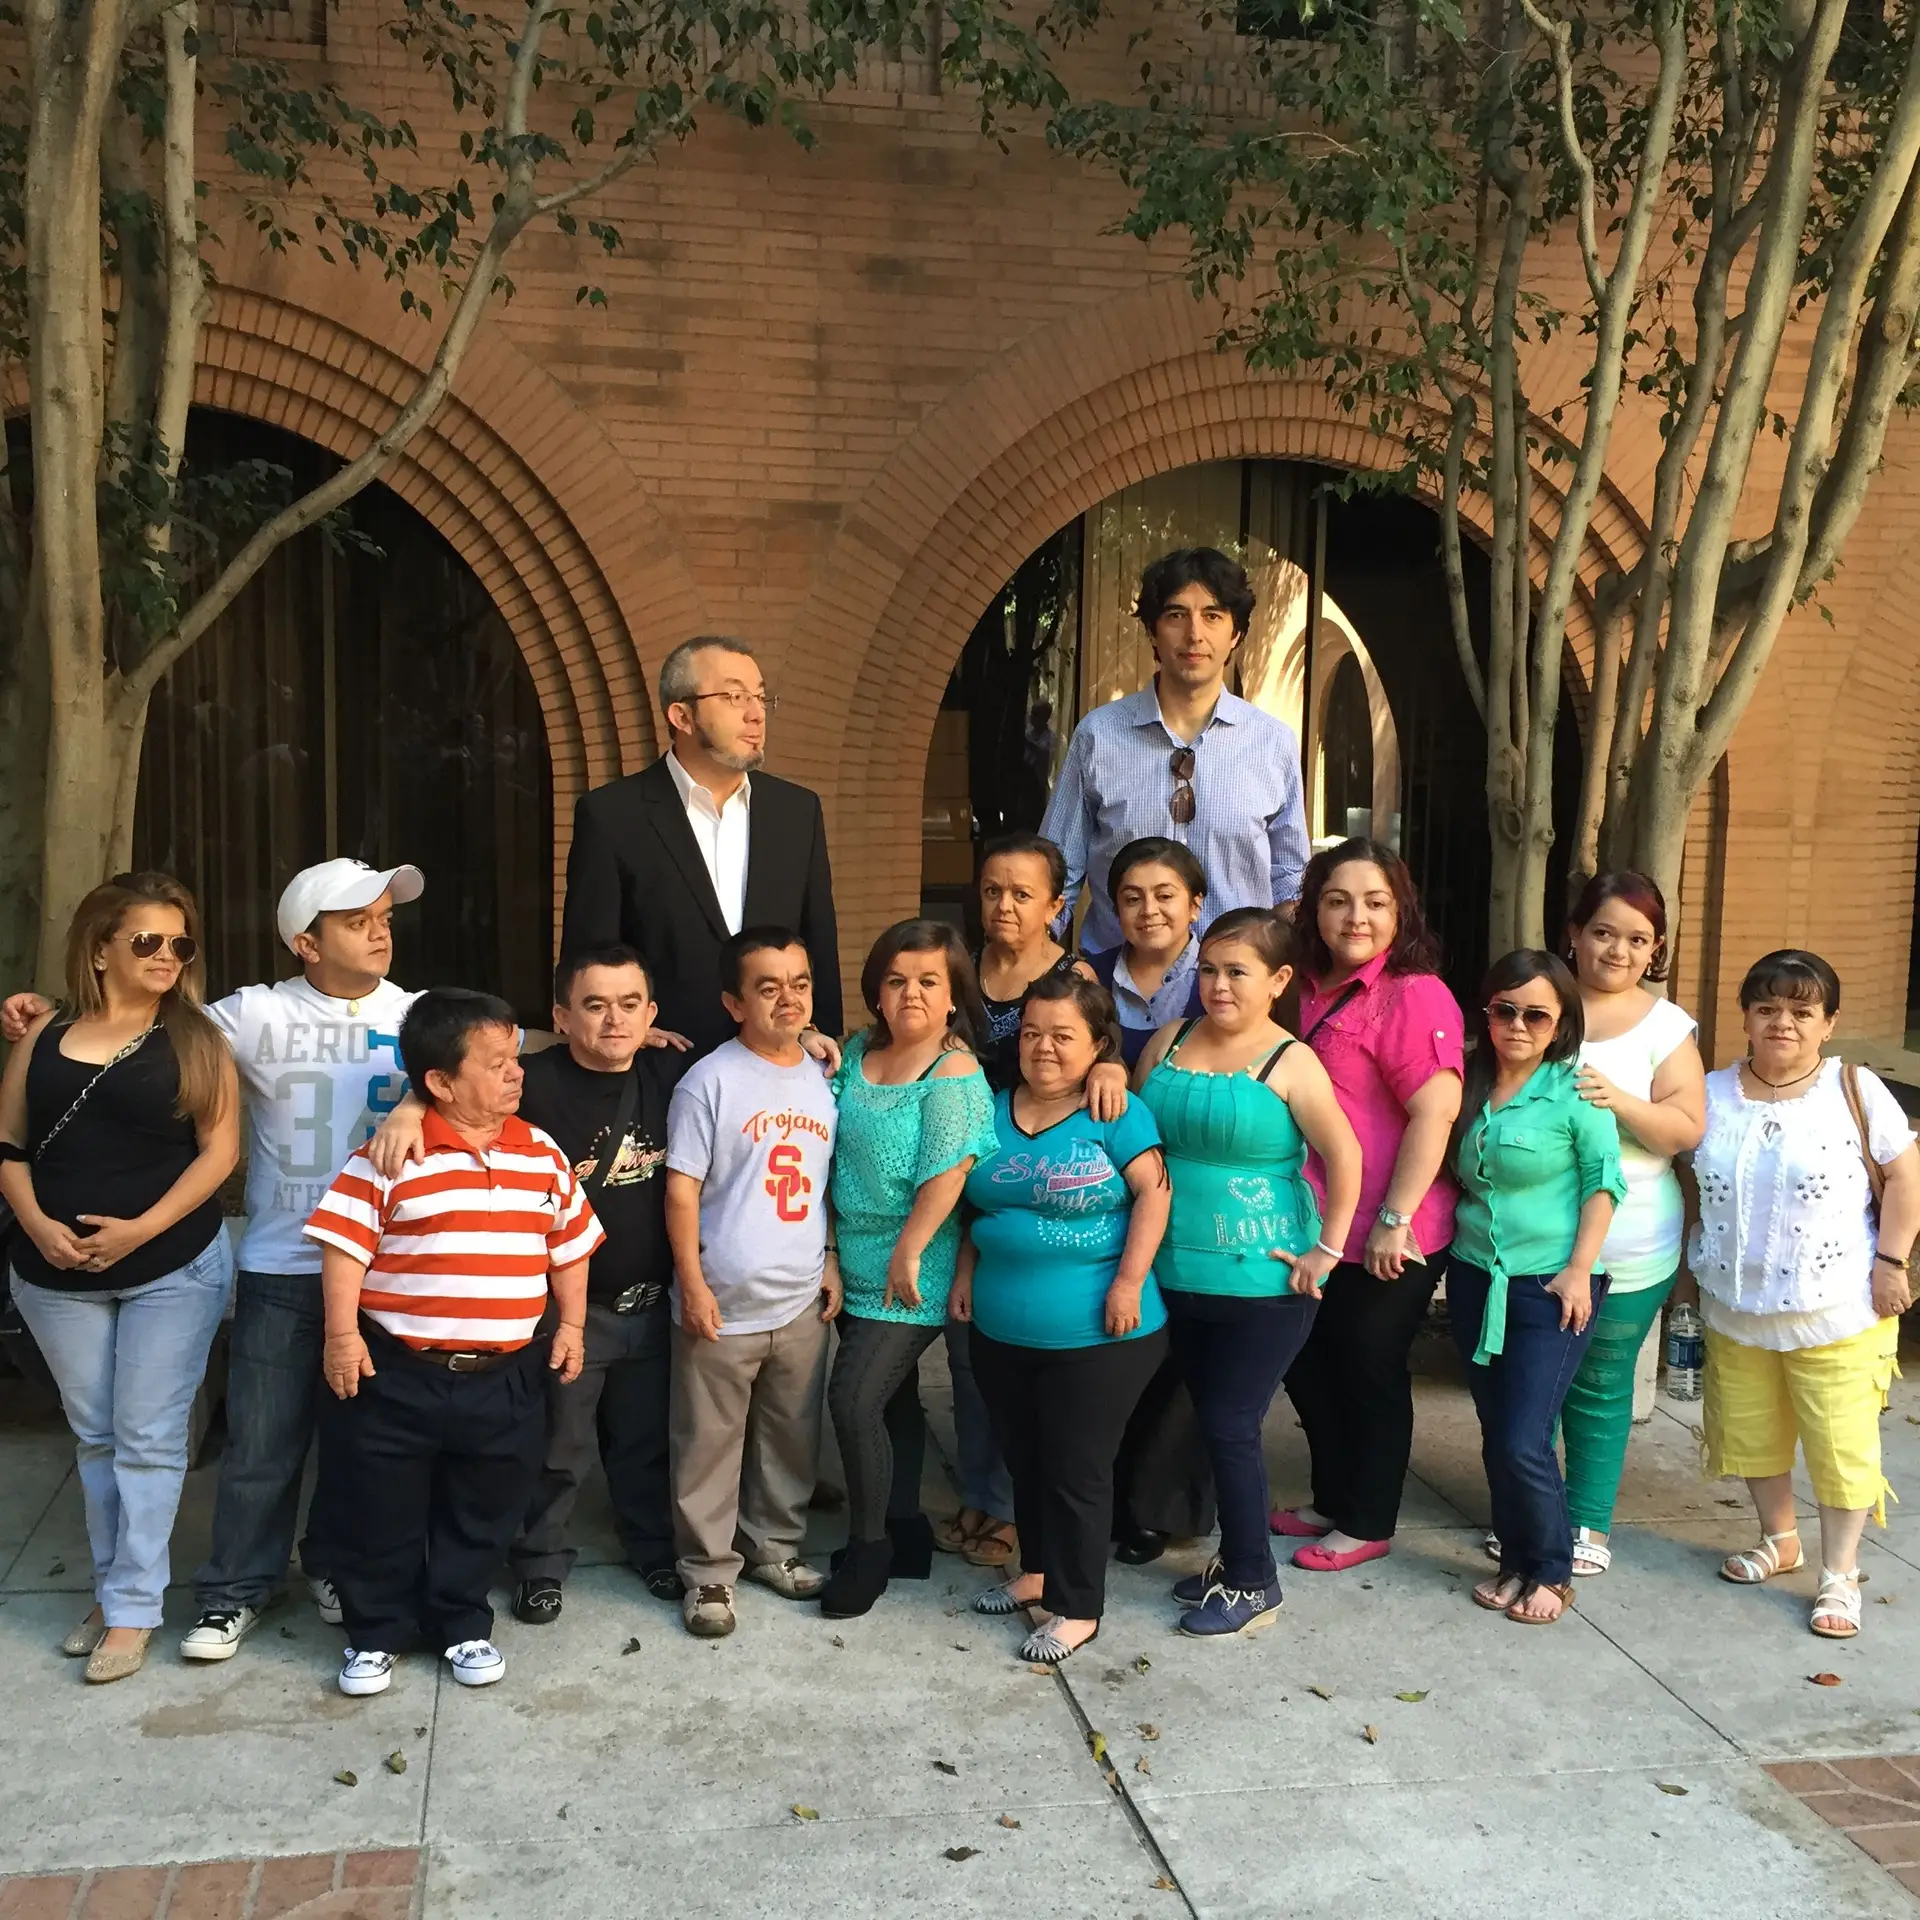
(1254, 1038), (1295, 1085)
(1166, 1016), (1202, 1060)
(1300, 979), (1365, 1047)
(583, 1059), (643, 1199)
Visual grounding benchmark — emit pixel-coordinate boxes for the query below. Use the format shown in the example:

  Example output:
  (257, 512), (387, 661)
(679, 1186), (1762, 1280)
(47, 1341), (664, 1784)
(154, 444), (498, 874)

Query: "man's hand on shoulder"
(801, 1029), (842, 1076)
(1, 992), (53, 1044)
(367, 1093), (429, 1178)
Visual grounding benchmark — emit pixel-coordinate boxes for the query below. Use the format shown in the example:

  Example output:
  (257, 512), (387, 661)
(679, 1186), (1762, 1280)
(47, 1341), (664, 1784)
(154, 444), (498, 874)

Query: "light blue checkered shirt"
(1041, 685), (1310, 953)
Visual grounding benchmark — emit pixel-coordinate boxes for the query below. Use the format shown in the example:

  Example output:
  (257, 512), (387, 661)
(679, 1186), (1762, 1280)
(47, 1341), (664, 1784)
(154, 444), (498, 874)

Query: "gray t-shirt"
(665, 1038), (838, 1335)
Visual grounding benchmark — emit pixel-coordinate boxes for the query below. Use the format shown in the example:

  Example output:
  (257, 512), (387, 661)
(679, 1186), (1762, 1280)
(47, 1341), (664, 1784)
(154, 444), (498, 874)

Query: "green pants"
(1559, 1270), (1676, 1534)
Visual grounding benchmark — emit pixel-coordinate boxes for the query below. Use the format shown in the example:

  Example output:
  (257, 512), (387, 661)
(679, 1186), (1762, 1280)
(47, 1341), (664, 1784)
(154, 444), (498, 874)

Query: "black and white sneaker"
(308, 1576), (343, 1625)
(445, 1640), (506, 1687)
(181, 1605), (261, 1662)
(511, 1578), (563, 1626)
(339, 1648), (395, 1696)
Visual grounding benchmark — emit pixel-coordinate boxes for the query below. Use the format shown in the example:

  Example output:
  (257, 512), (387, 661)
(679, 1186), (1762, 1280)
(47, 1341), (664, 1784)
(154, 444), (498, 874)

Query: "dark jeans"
(1283, 1253), (1446, 1542)
(194, 1270), (329, 1611)
(970, 1325), (1167, 1620)
(1165, 1290), (1319, 1591)
(511, 1298), (673, 1583)
(317, 1324), (547, 1652)
(1447, 1259), (1612, 1586)
(827, 1314), (938, 1541)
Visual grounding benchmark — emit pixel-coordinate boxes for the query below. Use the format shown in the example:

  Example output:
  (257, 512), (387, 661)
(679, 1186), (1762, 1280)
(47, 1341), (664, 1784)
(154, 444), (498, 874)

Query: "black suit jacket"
(560, 757), (842, 1057)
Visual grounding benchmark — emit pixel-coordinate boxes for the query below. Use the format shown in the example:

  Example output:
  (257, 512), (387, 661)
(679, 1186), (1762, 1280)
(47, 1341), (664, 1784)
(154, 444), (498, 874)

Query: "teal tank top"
(1139, 1024), (1322, 1299)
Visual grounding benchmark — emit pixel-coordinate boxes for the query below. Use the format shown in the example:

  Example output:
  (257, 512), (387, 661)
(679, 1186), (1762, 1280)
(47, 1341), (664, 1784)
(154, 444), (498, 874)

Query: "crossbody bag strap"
(32, 1023), (154, 1163)
(583, 1059), (644, 1201)
(1840, 1061), (1889, 1220)
(1300, 979), (1365, 1048)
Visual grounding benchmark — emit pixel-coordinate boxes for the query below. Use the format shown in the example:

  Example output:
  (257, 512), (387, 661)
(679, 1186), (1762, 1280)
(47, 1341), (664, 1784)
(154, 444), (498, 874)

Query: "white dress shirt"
(666, 749), (752, 934)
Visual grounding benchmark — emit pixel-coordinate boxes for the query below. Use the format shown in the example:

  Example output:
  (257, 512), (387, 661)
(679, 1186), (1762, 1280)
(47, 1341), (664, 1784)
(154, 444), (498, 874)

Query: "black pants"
(970, 1324), (1167, 1620)
(827, 1314), (937, 1541)
(317, 1324), (547, 1652)
(1165, 1291), (1319, 1590)
(1283, 1254), (1445, 1542)
(511, 1297), (673, 1583)
(1113, 1351), (1216, 1540)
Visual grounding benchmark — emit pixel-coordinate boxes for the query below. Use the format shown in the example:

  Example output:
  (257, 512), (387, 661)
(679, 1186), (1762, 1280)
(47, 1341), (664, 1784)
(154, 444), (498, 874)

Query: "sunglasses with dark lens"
(1169, 747), (1196, 826)
(121, 932), (198, 963)
(1486, 999), (1556, 1032)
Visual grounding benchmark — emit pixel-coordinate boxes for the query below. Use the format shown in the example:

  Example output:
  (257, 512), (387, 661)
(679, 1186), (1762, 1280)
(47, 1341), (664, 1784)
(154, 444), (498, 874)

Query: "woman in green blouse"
(1449, 950), (1624, 1627)
(820, 920), (999, 1619)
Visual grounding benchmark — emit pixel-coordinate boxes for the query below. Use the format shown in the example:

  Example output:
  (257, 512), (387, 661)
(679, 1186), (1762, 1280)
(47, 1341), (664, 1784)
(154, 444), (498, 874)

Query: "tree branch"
(530, 142), (645, 218)
(1440, 394), (1486, 722)
(1516, 0), (1606, 307)
(151, 0), (203, 501)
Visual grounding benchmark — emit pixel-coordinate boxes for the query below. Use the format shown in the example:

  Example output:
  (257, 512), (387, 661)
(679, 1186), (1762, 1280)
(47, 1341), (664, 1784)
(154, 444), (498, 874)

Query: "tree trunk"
(1623, 758), (1691, 950)
(0, 601), (50, 998)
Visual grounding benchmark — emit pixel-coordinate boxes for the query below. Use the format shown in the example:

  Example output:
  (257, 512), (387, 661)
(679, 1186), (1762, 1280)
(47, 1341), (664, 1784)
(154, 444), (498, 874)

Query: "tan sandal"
(1472, 1574), (1524, 1612)
(1720, 1529), (1803, 1585)
(61, 1607), (106, 1658)
(85, 1628), (153, 1684)
(1507, 1581), (1574, 1625)
(935, 1508), (987, 1555)
(964, 1519), (1018, 1569)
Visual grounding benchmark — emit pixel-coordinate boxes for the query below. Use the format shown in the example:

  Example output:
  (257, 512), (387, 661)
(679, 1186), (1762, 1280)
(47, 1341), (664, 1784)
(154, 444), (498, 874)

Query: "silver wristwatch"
(1377, 1206), (1412, 1229)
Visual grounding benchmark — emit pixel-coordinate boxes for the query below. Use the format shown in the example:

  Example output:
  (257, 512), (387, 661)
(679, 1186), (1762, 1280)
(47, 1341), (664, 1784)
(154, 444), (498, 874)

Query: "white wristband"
(1315, 1239), (1344, 1261)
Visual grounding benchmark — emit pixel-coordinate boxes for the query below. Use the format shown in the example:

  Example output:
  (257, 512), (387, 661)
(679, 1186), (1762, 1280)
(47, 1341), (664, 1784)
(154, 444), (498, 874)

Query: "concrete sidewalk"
(5, 1350), (1920, 1919)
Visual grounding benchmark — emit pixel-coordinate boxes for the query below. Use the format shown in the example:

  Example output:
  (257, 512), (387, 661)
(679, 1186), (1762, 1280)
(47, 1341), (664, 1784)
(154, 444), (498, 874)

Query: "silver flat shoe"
(61, 1610), (106, 1658)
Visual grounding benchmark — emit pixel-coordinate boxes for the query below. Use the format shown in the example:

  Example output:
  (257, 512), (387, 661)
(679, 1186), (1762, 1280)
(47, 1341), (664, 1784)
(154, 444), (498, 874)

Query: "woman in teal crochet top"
(819, 920), (998, 1619)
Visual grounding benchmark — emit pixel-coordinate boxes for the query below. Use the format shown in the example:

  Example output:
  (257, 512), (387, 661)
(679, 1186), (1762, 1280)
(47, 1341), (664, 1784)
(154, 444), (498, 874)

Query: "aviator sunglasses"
(1485, 998), (1556, 1032)
(115, 931), (199, 963)
(1169, 747), (1196, 826)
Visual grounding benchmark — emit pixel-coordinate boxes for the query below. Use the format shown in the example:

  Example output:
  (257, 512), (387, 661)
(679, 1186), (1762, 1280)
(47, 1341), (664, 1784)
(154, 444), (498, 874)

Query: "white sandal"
(1719, 1529), (1803, 1585)
(1571, 1527), (1612, 1577)
(1811, 1566), (1863, 1639)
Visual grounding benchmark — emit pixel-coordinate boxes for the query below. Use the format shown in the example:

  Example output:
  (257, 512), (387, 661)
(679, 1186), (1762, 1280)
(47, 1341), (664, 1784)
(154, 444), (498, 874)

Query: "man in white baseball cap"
(276, 859), (425, 955)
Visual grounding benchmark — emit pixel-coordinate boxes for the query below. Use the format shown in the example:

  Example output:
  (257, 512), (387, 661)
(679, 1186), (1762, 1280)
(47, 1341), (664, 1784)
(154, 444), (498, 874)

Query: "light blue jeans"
(12, 1233), (235, 1627)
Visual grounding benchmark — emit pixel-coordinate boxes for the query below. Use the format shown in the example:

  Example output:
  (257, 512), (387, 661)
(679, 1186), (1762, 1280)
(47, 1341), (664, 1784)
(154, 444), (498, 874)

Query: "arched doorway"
(133, 411), (555, 1022)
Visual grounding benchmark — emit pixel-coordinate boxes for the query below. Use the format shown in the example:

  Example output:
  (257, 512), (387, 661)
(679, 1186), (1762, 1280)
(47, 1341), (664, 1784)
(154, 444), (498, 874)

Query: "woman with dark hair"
(820, 920), (998, 1617)
(1135, 908), (1363, 1636)
(1551, 872), (1706, 1576)
(1273, 838), (1464, 1572)
(1450, 952), (1624, 1626)
(1082, 837), (1208, 1069)
(0, 873), (240, 1683)
(1693, 951), (1920, 1640)
(954, 974), (1170, 1663)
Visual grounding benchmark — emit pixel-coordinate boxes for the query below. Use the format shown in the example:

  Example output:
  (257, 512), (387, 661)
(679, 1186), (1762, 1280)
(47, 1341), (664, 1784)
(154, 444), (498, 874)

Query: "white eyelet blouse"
(1687, 1058), (1913, 1351)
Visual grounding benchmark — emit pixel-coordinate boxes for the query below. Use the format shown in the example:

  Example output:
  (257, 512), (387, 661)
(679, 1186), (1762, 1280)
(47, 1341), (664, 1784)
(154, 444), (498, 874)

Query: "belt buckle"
(613, 1282), (661, 1315)
(446, 1350), (485, 1373)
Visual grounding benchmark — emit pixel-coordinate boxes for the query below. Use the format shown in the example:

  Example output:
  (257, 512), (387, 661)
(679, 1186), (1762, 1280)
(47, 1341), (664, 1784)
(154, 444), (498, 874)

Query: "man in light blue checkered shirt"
(1042, 548), (1311, 955)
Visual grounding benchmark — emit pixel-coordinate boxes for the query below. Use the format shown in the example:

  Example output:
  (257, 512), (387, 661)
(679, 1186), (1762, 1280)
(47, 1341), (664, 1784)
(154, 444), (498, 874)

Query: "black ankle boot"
(886, 1514), (936, 1579)
(820, 1538), (892, 1618)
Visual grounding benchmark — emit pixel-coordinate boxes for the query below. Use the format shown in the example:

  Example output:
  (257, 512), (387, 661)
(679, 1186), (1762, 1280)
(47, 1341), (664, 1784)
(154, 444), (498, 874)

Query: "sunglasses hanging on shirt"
(1168, 747), (1196, 826)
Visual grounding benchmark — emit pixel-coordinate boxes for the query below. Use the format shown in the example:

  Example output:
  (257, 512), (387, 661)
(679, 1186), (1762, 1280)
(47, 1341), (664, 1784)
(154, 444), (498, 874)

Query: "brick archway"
(795, 279), (1649, 985)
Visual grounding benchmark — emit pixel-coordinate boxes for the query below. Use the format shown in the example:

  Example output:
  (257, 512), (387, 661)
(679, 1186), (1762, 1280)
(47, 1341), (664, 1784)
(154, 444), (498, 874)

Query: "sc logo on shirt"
(764, 1143), (813, 1222)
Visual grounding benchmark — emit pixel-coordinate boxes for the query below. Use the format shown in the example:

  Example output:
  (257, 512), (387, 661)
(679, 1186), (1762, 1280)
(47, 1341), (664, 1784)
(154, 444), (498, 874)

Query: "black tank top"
(13, 1018), (223, 1292)
(975, 949), (1081, 1092)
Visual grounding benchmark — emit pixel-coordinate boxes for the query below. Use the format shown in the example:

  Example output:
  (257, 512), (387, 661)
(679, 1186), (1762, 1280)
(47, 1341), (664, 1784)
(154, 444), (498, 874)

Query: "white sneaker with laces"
(309, 1576), (343, 1625)
(339, 1648), (395, 1696)
(181, 1605), (261, 1662)
(445, 1639), (506, 1686)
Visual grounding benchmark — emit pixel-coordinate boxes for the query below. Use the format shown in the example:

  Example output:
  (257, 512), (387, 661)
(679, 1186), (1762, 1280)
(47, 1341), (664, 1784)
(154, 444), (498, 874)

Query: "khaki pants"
(670, 1303), (829, 1589)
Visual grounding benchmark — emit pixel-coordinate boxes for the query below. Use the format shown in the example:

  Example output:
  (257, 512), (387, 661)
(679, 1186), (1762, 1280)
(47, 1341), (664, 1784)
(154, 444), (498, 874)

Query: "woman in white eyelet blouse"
(1689, 949), (1920, 1643)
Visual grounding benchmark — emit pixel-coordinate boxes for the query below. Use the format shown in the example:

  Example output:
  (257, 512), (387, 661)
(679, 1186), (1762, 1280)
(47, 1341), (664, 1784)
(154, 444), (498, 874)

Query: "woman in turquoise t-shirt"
(952, 974), (1170, 1666)
(1134, 908), (1362, 1641)
(821, 920), (999, 1621)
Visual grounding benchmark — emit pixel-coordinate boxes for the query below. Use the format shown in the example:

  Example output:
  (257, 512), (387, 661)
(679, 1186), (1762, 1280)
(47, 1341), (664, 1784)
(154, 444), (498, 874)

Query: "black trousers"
(317, 1324), (547, 1652)
(1113, 1352), (1216, 1540)
(510, 1297), (674, 1582)
(1283, 1255), (1445, 1542)
(827, 1314), (937, 1541)
(970, 1324), (1167, 1620)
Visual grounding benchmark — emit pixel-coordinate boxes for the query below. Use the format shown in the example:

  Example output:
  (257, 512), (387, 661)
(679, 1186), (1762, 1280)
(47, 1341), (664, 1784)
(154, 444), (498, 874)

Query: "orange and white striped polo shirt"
(304, 1109), (605, 1351)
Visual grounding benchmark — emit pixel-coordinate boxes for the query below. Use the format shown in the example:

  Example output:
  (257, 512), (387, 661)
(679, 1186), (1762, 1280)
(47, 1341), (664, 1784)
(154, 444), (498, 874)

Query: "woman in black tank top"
(0, 873), (239, 1683)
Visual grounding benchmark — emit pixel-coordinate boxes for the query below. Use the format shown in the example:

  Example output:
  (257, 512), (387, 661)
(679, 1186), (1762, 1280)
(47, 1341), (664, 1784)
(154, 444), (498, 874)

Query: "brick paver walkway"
(1767, 1758), (1920, 1900)
(0, 1851), (419, 1920)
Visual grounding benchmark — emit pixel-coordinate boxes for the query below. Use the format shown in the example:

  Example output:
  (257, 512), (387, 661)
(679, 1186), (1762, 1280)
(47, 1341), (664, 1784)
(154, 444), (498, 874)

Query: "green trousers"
(1559, 1270), (1676, 1534)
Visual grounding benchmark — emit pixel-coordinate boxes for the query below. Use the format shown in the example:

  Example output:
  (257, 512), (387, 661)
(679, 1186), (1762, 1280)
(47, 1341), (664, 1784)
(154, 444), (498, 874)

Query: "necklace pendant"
(347, 998), (361, 1016)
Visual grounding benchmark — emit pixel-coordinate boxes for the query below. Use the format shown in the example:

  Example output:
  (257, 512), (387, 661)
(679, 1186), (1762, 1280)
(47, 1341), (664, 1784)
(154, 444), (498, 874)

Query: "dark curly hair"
(1294, 838), (1442, 982)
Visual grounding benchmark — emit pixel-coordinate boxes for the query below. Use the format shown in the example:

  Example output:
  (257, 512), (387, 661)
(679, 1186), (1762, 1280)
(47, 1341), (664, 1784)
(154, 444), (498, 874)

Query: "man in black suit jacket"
(560, 636), (842, 1056)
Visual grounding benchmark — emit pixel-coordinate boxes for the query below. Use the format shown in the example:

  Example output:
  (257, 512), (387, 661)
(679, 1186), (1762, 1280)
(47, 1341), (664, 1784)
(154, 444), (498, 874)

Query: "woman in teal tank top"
(1134, 908), (1362, 1639)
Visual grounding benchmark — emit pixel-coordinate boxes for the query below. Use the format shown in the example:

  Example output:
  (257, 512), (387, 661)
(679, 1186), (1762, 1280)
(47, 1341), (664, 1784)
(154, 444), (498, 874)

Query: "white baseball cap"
(276, 859), (426, 952)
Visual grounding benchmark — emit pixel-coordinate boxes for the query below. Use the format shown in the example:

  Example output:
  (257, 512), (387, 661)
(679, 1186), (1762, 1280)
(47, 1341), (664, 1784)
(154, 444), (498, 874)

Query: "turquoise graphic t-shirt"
(963, 1090), (1166, 1349)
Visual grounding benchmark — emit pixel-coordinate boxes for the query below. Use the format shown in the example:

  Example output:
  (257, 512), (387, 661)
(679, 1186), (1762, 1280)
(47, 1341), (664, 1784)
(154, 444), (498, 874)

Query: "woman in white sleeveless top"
(1558, 873), (1704, 1575)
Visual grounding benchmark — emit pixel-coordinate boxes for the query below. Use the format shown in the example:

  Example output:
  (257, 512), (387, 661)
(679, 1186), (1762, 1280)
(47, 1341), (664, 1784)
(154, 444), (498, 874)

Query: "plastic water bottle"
(1665, 1302), (1704, 1401)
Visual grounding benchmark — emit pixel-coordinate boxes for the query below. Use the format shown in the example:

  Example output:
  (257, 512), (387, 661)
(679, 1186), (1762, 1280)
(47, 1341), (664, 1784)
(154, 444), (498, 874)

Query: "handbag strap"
(582, 1058), (643, 1200)
(1300, 978), (1365, 1047)
(1839, 1061), (1889, 1219)
(32, 1023), (155, 1163)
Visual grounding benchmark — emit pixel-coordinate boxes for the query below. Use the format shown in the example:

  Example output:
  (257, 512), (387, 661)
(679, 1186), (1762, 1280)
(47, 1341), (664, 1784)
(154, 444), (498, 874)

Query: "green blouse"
(1452, 1058), (1626, 1363)
(828, 1028), (999, 1327)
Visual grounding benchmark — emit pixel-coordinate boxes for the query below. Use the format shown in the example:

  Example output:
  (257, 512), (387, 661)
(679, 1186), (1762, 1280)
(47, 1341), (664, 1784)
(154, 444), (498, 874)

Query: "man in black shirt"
(509, 945), (688, 1623)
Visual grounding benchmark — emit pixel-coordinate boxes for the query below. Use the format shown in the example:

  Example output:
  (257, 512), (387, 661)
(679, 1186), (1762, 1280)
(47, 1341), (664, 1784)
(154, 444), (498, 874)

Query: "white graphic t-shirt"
(209, 976), (423, 1275)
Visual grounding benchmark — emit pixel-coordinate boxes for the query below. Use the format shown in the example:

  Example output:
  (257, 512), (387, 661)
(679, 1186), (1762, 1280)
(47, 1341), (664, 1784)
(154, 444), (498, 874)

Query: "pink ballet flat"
(1268, 1508), (1330, 1539)
(1292, 1539), (1391, 1573)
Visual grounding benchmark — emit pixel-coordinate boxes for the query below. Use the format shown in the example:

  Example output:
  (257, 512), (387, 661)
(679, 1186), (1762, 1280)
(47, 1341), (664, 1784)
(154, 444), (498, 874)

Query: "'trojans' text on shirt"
(739, 1107), (834, 1147)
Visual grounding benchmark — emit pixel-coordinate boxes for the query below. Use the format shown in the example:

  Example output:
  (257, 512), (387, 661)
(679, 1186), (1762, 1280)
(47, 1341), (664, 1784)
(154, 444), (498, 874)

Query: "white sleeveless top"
(1579, 996), (1696, 1291)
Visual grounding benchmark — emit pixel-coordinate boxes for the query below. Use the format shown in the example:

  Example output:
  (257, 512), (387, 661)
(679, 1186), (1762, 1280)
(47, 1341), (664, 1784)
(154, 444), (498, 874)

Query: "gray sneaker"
(744, 1557), (825, 1600)
(683, 1584), (737, 1638)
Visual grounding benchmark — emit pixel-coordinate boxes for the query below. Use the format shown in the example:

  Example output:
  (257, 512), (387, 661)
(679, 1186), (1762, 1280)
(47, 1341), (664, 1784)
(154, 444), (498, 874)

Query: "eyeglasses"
(1486, 999), (1556, 1032)
(1169, 747), (1196, 826)
(688, 690), (777, 714)
(119, 932), (198, 963)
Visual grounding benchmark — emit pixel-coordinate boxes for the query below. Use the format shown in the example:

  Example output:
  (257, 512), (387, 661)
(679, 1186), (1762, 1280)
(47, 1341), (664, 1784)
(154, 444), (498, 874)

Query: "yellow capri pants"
(1702, 1318), (1901, 1522)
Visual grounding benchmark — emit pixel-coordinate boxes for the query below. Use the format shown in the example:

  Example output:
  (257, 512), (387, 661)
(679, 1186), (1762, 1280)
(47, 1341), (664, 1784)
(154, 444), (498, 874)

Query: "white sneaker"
(309, 1577), (343, 1625)
(445, 1639), (505, 1687)
(181, 1605), (260, 1662)
(339, 1648), (395, 1696)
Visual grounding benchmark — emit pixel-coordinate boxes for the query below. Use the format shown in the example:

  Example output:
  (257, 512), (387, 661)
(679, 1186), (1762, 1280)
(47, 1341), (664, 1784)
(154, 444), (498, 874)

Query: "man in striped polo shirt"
(305, 989), (605, 1698)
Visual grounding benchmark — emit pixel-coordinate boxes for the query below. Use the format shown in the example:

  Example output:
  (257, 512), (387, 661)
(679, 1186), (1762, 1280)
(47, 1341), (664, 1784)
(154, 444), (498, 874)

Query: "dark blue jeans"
(194, 1270), (328, 1611)
(1448, 1260), (1612, 1587)
(1164, 1291), (1319, 1591)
